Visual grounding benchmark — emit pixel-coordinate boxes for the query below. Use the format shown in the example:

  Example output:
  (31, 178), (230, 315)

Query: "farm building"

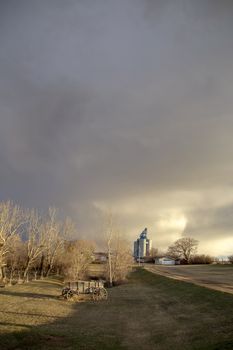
(154, 256), (180, 265)
(92, 252), (108, 263)
(134, 228), (152, 259)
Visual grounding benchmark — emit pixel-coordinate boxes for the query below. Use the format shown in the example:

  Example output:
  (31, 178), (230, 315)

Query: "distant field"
(145, 264), (233, 294)
(0, 269), (233, 350)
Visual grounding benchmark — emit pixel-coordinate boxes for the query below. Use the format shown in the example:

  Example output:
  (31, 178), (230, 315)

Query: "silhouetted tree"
(167, 237), (198, 264)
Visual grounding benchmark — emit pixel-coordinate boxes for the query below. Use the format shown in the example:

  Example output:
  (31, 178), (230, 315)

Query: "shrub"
(191, 254), (214, 264)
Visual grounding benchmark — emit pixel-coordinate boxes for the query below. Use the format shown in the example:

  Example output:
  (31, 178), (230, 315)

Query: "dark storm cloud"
(187, 203), (233, 238)
(0, 0), (233, 254)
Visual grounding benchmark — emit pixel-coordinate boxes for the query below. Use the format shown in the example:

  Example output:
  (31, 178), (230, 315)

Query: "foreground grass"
(0, 269), (233, 350)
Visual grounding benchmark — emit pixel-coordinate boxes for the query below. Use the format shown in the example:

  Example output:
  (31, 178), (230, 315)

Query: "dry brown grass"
(0, 278), (72, 334)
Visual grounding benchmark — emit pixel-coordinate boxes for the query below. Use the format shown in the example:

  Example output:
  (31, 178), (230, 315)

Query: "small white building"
(154, 256), (177, 265)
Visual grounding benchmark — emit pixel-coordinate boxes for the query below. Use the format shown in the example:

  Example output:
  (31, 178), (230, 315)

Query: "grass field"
(0, 269), (233, 350)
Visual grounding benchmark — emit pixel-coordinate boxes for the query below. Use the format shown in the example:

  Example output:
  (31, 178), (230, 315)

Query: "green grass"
(0, 269), (233, 350)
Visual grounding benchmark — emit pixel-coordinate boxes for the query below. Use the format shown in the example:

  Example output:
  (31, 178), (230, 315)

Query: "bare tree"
(103, 211), (133, 285)
(228, 255), (233, 264)
(54, 217), (78, 276)
(6, 235), (24, 285)
(42, 208), (65, 277)
(104, 211), (114, 287)
(167, 237), (198, 264)
(0, 201), (25, 280)
(110, 236), (133, 283)
(23, 210), (46, 281)
(63, 240), (95, 281)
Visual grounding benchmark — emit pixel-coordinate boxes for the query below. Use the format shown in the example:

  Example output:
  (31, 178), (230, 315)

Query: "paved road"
(145, 264), (233, 294)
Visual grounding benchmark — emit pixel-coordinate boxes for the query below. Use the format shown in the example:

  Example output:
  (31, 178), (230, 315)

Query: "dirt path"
(144, 264), (233, 295)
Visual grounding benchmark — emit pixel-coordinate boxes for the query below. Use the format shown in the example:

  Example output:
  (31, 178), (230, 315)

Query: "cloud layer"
(1, 0), (233, 255)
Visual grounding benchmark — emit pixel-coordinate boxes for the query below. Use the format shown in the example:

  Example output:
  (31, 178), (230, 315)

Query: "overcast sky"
(1, 0), (233, 255)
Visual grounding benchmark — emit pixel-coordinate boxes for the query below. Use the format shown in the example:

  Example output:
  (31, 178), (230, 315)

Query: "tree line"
(0, 201), (133, 286)
(150, 237), (233, 264)
(0, 201), (78, 284)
